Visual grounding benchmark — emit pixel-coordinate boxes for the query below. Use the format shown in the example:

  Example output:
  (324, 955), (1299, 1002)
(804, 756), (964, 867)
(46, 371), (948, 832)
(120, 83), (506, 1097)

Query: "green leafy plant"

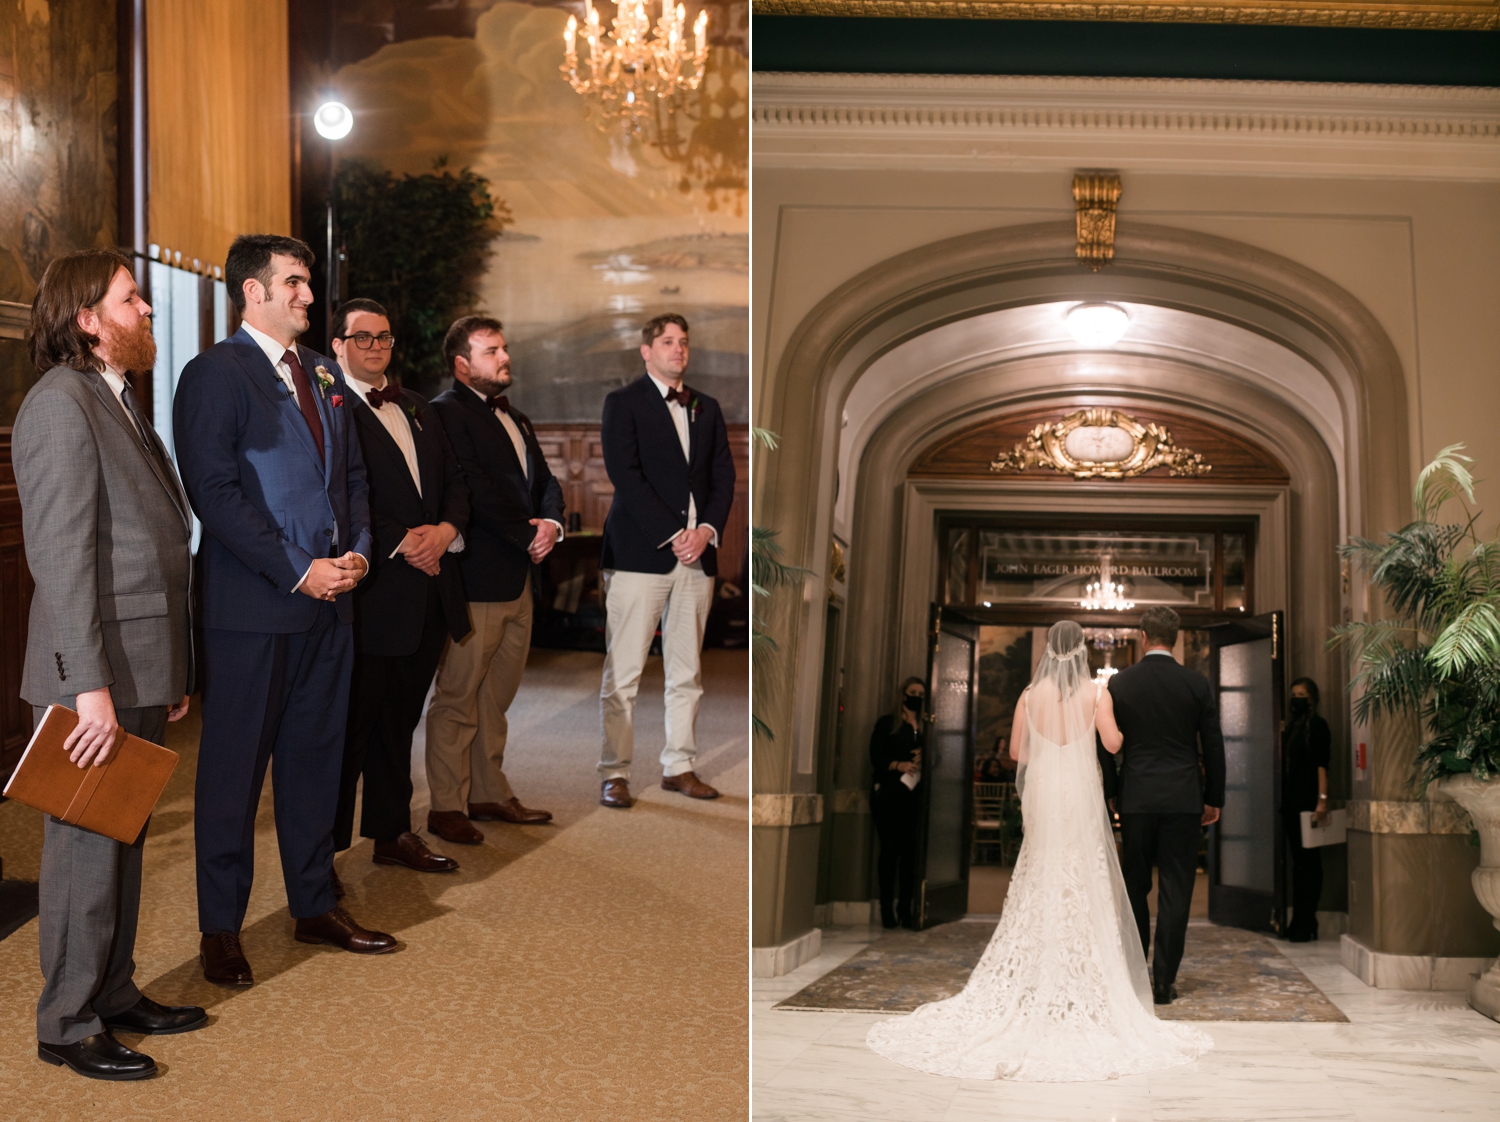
(752, 428), (808, 741)
(1331, 445), (1500, 787)
(334, 157), (512, 395)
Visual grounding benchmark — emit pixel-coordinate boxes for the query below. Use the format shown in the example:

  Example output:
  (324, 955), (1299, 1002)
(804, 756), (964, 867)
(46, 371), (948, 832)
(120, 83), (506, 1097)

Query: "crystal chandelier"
(562, 0), (709, 134)
(1080, 555), (1135, 613)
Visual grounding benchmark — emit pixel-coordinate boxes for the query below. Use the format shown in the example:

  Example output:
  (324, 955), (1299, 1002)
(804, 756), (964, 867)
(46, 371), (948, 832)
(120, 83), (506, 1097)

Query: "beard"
(469, 364), (512, 396)
(99, 313), (157, 374)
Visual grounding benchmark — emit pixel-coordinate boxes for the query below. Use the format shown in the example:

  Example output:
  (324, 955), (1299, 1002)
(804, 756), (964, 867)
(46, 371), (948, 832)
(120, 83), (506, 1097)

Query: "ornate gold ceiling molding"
(990, 408), (1213, 479)
(753, 0), (1500, 31)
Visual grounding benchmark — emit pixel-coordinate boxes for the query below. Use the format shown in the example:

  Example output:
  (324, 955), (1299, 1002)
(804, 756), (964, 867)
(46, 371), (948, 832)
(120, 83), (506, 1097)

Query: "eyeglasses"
(338, 332), (396, 350)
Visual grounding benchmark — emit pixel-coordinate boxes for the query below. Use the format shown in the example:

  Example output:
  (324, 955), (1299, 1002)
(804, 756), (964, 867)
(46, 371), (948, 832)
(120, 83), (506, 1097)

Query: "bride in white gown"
(867, 621), (1212, 1082)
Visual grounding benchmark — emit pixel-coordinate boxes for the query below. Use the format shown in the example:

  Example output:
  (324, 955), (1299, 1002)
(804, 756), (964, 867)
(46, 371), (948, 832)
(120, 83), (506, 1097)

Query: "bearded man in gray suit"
(14, 250), (205, 1081)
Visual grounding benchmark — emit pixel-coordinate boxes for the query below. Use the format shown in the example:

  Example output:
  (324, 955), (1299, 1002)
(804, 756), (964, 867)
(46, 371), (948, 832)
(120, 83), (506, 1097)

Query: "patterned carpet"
(0, 648), (748, 1120)
(776, 918), (1347, 1022)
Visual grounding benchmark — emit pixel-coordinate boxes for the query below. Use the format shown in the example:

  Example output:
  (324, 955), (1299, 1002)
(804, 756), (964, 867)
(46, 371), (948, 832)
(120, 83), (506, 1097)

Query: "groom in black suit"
(332, 299), (473, 878)
(1106, 605), (1225, 1005)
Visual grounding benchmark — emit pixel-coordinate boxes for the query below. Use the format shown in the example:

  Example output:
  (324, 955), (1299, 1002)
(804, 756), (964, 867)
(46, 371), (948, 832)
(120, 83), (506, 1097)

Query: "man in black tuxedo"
(596, 314), (736, 808)
(1106, 605), (1225, 1005)
(331, 299), (472, 878)
(425, 315), (563, 844)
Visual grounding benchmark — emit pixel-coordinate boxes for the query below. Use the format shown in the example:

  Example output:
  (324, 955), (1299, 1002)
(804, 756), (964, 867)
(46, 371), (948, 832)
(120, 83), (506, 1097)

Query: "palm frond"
(1430, 597), (1500, 678)
(1414, 443), (1474, 521)
(753, 428), (780, 451)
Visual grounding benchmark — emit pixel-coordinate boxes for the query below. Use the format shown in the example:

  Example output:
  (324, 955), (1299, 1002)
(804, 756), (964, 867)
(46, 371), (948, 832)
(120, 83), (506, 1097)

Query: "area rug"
(776, 919), (1348, 1022)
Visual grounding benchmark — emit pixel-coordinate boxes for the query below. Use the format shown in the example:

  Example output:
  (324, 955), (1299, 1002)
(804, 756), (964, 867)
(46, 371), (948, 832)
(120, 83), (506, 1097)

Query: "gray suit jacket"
(14, 365), (193, 709)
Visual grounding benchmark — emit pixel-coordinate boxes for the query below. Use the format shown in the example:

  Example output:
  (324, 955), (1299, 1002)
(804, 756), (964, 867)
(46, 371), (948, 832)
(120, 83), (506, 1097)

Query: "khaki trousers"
(599, 561), (715, 781)
(425, 581), (532, 812)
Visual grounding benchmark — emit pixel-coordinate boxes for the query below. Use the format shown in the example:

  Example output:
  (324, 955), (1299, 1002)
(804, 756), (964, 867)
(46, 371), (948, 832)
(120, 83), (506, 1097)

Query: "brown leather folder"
(2, 705), (178, 844)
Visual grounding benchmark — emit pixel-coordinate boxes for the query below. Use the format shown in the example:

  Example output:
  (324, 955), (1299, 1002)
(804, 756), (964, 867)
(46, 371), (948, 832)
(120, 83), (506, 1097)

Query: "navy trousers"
(195, 602), (353, 933)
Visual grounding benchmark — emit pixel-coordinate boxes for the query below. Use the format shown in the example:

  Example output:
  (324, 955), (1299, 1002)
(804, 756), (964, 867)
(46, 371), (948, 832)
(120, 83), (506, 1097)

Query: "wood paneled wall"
(147, 0), (291, 272)
(533, 423), (751, 586)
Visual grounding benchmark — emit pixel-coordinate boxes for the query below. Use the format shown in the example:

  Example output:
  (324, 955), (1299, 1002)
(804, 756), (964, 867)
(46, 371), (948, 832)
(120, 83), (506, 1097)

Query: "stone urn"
(1437, 773), (1500, 1020)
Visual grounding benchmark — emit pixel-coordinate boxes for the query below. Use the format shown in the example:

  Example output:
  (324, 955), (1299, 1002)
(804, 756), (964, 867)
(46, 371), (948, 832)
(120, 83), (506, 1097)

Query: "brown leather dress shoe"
(468, 797), (553, 824)
(331, 866), (346, 899)
(601, 778), (632, 808)
(373, 831), (459, 873)
(199, 932), (254, 987)
(426, 809), (484, 845)
(661, 771), (720, 799)
(294, 907), (398, 954)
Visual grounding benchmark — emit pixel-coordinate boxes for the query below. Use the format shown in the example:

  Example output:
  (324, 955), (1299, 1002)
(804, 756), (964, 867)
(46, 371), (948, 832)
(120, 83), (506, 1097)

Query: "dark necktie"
(485, 394), (510, 414)
(118, 381), (160, 461)
(366, 383), (402, 408)
(664, 386), (691, 406)
(282, 349), (325, 458)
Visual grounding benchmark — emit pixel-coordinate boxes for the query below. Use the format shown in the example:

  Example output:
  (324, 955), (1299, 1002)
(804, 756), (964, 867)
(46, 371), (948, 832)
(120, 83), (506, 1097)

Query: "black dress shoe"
(38, 1033), (157, 1081)
(103, 994), (208, 1036)
(1153, 984), (1179, 1005)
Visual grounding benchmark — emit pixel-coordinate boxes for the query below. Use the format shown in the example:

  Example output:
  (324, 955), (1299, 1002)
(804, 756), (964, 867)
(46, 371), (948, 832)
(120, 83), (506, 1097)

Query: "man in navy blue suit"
(596, 314), (736, 808)
(174, 235), (396, 986)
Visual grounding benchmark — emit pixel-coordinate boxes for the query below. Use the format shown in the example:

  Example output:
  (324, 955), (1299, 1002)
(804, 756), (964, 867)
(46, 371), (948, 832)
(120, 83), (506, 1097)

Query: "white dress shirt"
(354, 377), (466, 558)
(647, 372), (718, 550)
(464, 383), (563, 539)
(242, 321), (305, 403)
(99, 365), (141, 438)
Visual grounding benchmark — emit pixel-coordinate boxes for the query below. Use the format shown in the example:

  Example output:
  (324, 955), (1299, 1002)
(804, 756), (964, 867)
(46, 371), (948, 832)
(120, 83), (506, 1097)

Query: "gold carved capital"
(1074, 172), (1122, 271)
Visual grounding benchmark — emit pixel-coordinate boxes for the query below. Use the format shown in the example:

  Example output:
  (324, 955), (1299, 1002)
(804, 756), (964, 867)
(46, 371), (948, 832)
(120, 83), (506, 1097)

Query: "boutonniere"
(689, 396), (702, 422)
(404, 402), (424, 431)
(330, 394), (344, 408)
(313, 364), (335, 400)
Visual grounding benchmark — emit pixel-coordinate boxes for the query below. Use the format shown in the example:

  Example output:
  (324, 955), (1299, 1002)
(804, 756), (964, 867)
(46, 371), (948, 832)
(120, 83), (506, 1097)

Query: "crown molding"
(753, 73), (1500, 177)
(753, 0), (1500, 31)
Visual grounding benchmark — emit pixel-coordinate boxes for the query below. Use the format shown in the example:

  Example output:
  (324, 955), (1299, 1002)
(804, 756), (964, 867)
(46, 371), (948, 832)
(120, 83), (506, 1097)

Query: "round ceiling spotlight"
(1065, 302), (1130, 348)
(313, 100), (354, 140)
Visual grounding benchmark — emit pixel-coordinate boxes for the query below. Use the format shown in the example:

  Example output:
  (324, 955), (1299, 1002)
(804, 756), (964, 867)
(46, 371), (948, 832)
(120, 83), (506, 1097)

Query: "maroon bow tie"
(486, 394), (510, 414)
(664, 386), (692, 406)
(366, 383), (402, 408)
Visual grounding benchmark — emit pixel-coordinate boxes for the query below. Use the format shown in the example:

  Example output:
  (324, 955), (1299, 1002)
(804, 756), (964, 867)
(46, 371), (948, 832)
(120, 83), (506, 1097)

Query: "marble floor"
(754, 921), (1500, 1120)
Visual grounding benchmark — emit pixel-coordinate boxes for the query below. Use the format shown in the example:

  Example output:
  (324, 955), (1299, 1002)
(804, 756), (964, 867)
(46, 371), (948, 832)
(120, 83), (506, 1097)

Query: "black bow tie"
(664, 386), (691, 406)
(486, 394), (510, 414)
(366, 383), (402, 408)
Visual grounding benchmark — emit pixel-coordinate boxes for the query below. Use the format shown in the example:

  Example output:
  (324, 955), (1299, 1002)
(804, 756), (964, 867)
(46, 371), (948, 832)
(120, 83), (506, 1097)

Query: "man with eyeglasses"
(329, 298), (475, 878)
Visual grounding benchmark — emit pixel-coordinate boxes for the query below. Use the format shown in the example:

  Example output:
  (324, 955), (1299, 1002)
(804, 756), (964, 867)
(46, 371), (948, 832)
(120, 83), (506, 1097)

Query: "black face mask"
(904, 695), (925, 714)
(1290, 697), (1312, 718)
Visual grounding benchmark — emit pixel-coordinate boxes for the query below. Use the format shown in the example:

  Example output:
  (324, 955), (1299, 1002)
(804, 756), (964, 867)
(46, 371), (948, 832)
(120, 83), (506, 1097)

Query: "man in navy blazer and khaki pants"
(174, 235), (396, 986)
(597, 314), (736, 808)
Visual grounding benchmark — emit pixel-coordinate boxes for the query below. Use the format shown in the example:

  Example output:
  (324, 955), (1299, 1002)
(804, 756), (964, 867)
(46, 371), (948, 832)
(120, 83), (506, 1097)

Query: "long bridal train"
(867, 626), (1212, 1082)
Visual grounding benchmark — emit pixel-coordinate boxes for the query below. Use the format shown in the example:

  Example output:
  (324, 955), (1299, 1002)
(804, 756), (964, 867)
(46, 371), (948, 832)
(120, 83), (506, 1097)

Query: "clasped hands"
(398, 523), (460, 576)
(300, 552), (368, 601)
(672, 525), (714, 566)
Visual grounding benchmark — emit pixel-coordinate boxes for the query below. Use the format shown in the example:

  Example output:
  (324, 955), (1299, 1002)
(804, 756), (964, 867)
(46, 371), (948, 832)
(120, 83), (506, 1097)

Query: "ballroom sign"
(977, 531), (1215, 606)
(990, 408), (1212, 480)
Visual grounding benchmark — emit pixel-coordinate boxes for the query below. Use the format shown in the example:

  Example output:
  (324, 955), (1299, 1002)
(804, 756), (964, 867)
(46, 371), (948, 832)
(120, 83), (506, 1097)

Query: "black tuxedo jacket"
(599, 374), (735, 577)
(1107, 653), (1227, 815)
(349, 386), (472, 657)
(429, 384), (565, 603)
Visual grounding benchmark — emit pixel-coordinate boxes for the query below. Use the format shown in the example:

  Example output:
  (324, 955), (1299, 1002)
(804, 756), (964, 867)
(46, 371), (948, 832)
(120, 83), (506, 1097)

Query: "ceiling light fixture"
(313, 100), (353, 140)
(1065, 302), (1129, 348)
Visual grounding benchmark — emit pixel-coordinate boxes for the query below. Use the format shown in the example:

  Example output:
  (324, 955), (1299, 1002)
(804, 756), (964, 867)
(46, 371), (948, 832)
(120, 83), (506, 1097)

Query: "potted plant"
(1333, 445), (1500, 1017)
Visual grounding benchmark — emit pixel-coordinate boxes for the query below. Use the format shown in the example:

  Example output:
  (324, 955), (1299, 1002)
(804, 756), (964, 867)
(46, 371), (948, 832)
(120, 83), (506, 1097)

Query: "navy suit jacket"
(348, 386), (471, 656)
(428, 384), (565, 603)
(599, 374), (735, 577)
(173, 327), (373, 633)
(1107, 654), (1227, 815)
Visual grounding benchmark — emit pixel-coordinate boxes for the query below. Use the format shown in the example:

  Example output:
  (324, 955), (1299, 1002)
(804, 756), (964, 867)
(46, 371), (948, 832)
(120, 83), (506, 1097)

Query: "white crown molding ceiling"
(753, 74), (1500, 177)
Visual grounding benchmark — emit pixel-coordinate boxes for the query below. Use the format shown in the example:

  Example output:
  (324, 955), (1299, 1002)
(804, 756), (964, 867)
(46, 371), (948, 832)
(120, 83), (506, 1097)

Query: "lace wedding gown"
(867, 629), (1212, 1083)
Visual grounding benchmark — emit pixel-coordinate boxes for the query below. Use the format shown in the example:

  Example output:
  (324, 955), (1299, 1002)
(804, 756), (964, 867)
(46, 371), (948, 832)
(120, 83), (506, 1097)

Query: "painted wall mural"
(320, 0), (747, 422)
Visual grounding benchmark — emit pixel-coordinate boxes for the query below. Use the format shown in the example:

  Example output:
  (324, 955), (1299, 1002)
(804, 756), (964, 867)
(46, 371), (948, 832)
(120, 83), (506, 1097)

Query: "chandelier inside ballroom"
(1079, 555), (1136, 613)
(562, 0), (709, 134)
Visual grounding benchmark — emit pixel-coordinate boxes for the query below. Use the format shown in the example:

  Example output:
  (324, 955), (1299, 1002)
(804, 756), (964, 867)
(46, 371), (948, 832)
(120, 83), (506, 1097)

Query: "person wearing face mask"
(1284, 677), (1331, 941)
(869, 677), (926, 929)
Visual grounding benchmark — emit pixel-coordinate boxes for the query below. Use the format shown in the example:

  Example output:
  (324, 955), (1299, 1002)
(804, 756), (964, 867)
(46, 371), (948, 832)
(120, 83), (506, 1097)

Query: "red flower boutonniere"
(330, 394), (344, 408)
